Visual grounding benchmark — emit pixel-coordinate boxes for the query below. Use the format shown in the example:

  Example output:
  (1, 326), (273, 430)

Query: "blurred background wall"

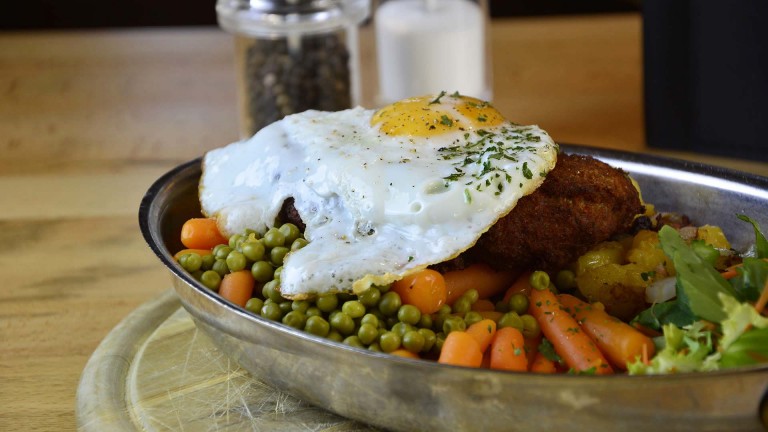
(1, 0), (640, 29)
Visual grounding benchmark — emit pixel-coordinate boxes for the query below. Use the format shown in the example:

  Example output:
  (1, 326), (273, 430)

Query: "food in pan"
(175, 93), (768, 375)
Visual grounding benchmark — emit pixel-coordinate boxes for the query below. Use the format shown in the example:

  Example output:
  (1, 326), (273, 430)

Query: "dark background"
(1, 0), (640, 30)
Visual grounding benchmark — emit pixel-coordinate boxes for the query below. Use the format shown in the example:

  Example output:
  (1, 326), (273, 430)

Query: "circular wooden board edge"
(76, 289), (180, 431)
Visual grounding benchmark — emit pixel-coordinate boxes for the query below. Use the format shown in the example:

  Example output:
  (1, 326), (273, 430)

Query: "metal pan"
(139, 144), (768, 431)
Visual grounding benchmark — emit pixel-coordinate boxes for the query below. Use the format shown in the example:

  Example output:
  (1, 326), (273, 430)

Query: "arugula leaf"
(633, 300), (695, 331)
(737, 214), (768, 258)
(730, 257), (768, 302)
(658, 225), (737, 323)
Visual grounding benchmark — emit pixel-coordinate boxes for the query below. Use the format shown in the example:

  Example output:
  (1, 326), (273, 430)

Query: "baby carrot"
(489, 327), (528, 372)
(218, 270), (255, 308)
(530, 352), (557, 374)
(558, 294), (656, 370)
(471, 299), (496, 312)
(438, 331), (483, 368)
(529, 287), (614, 375)
(466, 319), (497, 352)
(180, 218), (228, 250)
(502, 271), (533, 303)
(390, 349), (420, 359)
(444, 264), (518, 305)
(391, 269), (447, 314)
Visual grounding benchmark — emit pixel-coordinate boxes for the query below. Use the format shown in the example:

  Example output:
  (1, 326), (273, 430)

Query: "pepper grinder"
(217, 0), (371, 138)
(374, 0), (492, 105)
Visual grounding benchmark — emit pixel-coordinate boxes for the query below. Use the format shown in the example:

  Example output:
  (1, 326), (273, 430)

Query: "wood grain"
(0, 13), (765, 432)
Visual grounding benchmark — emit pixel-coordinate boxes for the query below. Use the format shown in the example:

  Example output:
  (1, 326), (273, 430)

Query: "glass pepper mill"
(217, 0), (371, 138)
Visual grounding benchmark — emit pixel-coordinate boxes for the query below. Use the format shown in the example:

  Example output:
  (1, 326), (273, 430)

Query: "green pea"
(305, 315), (330, 337)
(342, 300), (366, 319)
(291, 300), (310, 313)
(263, 227), (286, 248)
(180, 253), (202, 272)
(418, 328), (437, 352)
(245, 297), (264, 314)
(279, 223), (301, 245)
(214, 245), (232, 260)
(316, 294), (339, 313)
(402, 330), (425, 353)
(379, 331), (401, 353)
(241, 241), (265, 262)
(357, 323), (379, 345)
(200, 270), (222, 290)
(555, 269), (577, 292)
(368, 343), (382, 352)
(273, 266), (283, 281)
(343, 335), (365, 349)
(357, 287), (381, 307)
(530, 270), (551, 291)
(521, 314), (541, 339)
(435, 332), (446, 352)
(442, 315), (466, 334)
(464, 311), (483, 326)
(282, 310), (306, 329)
(509, 293), (530, 315)
(225, 250), (247, 272)
(330, 311), (355, 336)
(418, 313), (433, 329)
(212, 258), (229, 276)
(375, 284), (391, 293)
(228, 233), (243, 249)
(437, 304), (452, 315)
(201, 254), (216, 270)
(498, 311), (524, 330)
(397, 304), (421, 326)
(462, 289), (480, 304)
(391, 322), (415, 338)
(260, 302), (283, 321)
(305, 306), (322, 318)
(378, 291), (402, 316)
(262, 280), (284, 303)
(278, 300), (292, 314)
(270, 246), (289, 266)
(360, 313), (380, 328)
(190, 270), (203, 281)
(290, 238), (309, 251)
(327, 330), (344, 343)
(251, 260), (274, 283)
(452, 297), (472, 315)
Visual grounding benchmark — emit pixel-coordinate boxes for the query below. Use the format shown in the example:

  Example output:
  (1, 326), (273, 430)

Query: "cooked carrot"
(557, 294), (655, 370)
(218, 270), (255, 307)
(529, 287), (614, 375)
(444, 264), (518, 305)
(471, 299), (496, 312)
(477, 310), (504, 322)
(530, 352), (557, 374)
(391, 269), (447, 314)
(466, 319), (497, 352)
(180, 218), (228, 250)
(524, 334), (541, 366)
(489, 327), (528, 372)
(173, 248), (213, 260)
(502, 271), (533, 303)
(438, 331), (483, 367)
(391, 349), (420, 359)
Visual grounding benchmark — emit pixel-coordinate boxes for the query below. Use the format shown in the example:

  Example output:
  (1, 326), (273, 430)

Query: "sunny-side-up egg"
(199, 92), (558, 298)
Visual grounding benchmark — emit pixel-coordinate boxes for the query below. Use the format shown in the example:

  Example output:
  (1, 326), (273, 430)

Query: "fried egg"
(199, 93), (558, 298)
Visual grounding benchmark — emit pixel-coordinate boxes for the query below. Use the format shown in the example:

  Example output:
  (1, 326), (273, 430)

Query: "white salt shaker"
(374, 0), (492, 105)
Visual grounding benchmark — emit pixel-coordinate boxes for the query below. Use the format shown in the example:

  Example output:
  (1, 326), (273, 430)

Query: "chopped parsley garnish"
(429, 91), (447, 104)
(440, 115), (453, 126)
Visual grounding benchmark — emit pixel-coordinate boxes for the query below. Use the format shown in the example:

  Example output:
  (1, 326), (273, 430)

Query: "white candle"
(375, 0), (490, 105)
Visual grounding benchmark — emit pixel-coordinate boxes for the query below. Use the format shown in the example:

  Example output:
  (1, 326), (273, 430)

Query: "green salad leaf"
(730, 257), (768, 302)
(627, 322), (718, 374)
(737, 214), (768, 258)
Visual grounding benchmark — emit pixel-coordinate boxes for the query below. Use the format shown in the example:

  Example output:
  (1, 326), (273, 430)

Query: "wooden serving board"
(76, 290), (379, 431)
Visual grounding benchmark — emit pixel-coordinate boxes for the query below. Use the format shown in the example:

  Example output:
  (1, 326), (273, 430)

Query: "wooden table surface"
(1, 13), (766, 431)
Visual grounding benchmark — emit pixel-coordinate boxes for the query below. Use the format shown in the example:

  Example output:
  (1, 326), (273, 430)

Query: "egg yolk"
(371, 92), (505, 137)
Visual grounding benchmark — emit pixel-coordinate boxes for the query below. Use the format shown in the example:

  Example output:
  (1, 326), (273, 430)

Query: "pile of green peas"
(176, 223), (543, 357)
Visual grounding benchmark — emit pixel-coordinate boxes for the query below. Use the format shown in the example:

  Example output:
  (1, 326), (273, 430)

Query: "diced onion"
(645, 277), (677, 304)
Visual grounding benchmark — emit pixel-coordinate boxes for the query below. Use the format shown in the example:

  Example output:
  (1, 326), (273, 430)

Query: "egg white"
(199, 106), (558, 298)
